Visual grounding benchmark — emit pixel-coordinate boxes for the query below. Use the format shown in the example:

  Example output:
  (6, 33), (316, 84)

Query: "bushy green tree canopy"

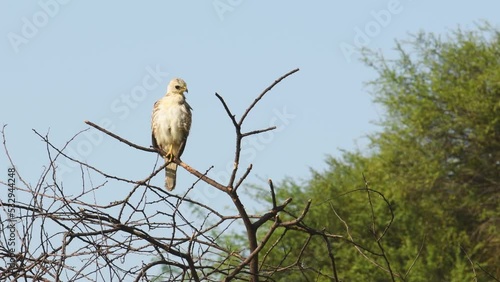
(258, 25), (499, 281)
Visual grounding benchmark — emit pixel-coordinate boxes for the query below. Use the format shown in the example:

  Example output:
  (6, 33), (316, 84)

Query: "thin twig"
(242, 126), (276, 138)
(215, 93), (239, 130)
(233, 164), (253, 192)
(268, 179), (277, 209)
(460, 244), (478, 282)
(84, 120), (156, 153)
(238, 68), (299, 125)
(322, 235), (339, 282)
(404, 234), (426, 279)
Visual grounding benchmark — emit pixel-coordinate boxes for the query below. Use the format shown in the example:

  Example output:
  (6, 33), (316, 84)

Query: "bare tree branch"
(84, 120), (157, 153)
(238, 68), (300, 126)
(0, 68), (405, 282)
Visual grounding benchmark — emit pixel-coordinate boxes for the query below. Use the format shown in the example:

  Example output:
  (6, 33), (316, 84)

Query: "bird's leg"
(166, 144), (174, 162)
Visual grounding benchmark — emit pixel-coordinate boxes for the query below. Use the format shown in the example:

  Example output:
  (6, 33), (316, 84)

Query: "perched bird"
(151, 78), (192, 190)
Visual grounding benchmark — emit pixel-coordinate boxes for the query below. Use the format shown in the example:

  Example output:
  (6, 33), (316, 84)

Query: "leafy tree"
(257, 24), (499, 281)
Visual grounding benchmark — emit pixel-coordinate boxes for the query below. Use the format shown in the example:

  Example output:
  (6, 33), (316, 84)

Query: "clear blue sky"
(1, 1), (498, 208)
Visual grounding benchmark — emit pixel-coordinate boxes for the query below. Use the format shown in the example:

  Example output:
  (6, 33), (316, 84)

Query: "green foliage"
(259, 24), (499, 281)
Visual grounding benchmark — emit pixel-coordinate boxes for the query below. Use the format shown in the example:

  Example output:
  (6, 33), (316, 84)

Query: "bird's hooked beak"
(185, 88), (189, 93)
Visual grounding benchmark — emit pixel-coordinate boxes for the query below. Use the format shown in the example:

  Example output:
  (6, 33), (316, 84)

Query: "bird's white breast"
(154, 94), (191, 146)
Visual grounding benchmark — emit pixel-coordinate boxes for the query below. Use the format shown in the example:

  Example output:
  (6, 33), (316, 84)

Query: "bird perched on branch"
(151, 78), (192, 190)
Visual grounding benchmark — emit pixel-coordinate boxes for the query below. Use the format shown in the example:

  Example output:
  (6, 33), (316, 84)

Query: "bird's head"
(167, 78), (188, 95)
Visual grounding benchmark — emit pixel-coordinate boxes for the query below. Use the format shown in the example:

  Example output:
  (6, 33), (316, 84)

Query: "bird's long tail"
(165, 161), (177, 191)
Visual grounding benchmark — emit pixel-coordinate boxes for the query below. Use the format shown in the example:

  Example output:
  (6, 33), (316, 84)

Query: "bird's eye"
(175, 85), (181, 90)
